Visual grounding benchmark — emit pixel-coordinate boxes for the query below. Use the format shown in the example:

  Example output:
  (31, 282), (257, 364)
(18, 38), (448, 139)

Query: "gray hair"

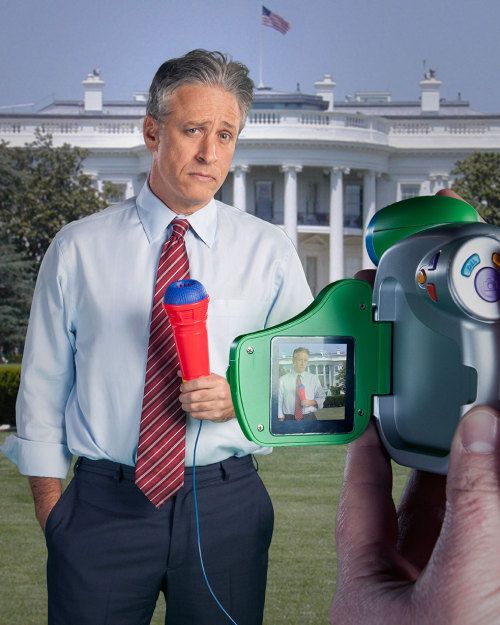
(146, 49), (254, 131)
(293, 347), (310, 358)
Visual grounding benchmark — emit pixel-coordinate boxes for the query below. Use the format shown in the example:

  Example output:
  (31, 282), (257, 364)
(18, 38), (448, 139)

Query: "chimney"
(82, 69), (105, 112)
(420, 69), (442, 114)
(314, 73), (336, 111)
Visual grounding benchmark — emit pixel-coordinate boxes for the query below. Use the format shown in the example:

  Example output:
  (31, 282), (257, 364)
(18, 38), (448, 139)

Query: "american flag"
(262, 6), (290, 35)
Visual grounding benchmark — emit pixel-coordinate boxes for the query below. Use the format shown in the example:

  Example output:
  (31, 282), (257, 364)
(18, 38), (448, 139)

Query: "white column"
(281, 165), (302, 248)
(329, 167), (349, 282)
(423, 177), (433, 195)
(232, 165), (249, 211)
(362, 170), (377, 269)
(125, 180), (135, 199)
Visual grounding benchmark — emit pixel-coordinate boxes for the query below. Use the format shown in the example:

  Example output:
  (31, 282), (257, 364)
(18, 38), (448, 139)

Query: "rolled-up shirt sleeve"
(1, 235), (76, 478)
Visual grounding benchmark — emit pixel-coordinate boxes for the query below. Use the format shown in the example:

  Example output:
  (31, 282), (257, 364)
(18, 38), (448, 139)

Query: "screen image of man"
(278, 348), (326, 421)
(0, 50), (313, 625)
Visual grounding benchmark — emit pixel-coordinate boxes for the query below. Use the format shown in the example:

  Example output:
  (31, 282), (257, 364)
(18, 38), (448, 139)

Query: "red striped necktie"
(295, 375), (304, 421)
(135, 218), (190, 507)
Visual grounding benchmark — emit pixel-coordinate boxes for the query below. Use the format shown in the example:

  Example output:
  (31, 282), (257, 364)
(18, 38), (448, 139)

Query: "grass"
(0, 432), (410, 625)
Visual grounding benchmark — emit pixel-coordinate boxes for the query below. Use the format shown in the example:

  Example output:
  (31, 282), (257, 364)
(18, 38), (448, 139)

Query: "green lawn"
(0, 432), (410, 625)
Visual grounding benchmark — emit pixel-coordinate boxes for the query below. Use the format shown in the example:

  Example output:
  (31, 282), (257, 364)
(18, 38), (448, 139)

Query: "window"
(401, 184), (421, 200)
(344, 184), (363, 228)
(254, 181), (274, 221)
(298, 182), (328, 225)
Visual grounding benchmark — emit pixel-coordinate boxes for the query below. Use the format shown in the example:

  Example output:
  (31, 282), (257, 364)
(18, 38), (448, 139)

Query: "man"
(1, 50), (312, 625)
(278, 347), (326, 421)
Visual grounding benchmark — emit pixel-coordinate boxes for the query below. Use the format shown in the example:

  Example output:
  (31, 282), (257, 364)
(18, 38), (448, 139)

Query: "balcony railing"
(2, 110), (499, 150)
(298, 213), (329, 226)
(297, 211), (363, 228)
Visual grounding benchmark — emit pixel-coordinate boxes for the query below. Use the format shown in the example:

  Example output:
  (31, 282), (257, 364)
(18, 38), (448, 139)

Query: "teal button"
(461, 253), (481, 277)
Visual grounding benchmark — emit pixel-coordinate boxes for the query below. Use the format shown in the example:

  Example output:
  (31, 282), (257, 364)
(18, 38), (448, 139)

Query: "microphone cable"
(192, 419), (239, 625)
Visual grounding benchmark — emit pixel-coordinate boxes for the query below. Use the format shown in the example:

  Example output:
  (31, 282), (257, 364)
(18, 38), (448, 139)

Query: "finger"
(187, 401), (233, 421)
(447, 405), (500, 519)
(181, 397), (224, 413)
(435, 188), (464, 201)
(396, 470), (446, 571)
(180, 375), (217, 393)
(423, 406), (500, 598)
(336, 422), (398, 569)
(354, 269), (376, 287)
(180, 388), (224, 405)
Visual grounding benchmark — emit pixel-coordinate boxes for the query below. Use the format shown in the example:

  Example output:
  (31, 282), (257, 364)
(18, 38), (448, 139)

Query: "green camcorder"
(228, 196), (500, 474)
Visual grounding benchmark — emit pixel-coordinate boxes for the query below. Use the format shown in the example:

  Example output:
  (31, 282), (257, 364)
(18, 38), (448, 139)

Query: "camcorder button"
(426, 283), (438, 302)
(474, 266), (500, 303)
(461, 253), (481, 277)
(428, 252), (440, 271)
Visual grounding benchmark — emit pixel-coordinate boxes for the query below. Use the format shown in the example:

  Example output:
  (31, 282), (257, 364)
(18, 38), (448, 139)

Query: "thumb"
(447, 405), (500, 508)
(420, 406), (500, 618)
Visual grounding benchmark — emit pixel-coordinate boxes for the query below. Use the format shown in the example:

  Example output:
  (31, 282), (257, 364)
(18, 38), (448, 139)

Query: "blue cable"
(192, 420), (239, 625)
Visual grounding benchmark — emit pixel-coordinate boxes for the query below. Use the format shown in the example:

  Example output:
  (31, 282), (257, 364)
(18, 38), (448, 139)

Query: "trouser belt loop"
(220, 462), (230, 482)
(115, 464), (125, 482)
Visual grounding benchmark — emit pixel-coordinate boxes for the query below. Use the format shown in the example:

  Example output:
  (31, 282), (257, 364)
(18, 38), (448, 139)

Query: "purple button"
(474, 267), (500, 302)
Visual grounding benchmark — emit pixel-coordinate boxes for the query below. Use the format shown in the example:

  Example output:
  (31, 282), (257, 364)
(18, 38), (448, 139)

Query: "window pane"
(298, 182), (328, 225)
(344, 184), (363, 228)
(255, 181), (274, 222)
(401, 184), (421, 200)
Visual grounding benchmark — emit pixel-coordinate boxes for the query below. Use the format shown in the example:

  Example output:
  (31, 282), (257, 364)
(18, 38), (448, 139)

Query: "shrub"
(324, 394), (345, 408)
(0, 364), (21, 426)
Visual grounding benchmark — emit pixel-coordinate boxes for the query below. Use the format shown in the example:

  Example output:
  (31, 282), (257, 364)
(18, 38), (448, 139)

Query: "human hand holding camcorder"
(331, 405), (500, 625)
(332, 197), (500, 623)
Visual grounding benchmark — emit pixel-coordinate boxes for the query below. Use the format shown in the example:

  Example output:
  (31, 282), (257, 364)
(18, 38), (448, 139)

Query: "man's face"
(292, 352), (309, 373)
(144, 84), (241, 214)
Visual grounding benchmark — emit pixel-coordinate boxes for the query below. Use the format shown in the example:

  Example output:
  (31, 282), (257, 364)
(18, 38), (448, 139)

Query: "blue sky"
(1, 0), (499, 112)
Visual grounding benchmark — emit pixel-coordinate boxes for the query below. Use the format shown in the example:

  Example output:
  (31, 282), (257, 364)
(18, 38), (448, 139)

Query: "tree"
(451, 152), (500, 226)
(0, 242), (36, 356)
(0, 130), (115, 356)
(0, 130), (106, 267)
(336, 363), (346, 394)
(330, 363), (346, 396)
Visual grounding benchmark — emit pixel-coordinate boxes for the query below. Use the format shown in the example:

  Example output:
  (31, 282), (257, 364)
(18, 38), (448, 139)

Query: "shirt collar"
(136, 180), (217, 248)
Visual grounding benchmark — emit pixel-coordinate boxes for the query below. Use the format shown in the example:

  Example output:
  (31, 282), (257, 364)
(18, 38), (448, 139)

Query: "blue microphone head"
(164, 279), (208, 305)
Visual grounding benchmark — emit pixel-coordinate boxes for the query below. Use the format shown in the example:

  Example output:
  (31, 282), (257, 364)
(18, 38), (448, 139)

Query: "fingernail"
(461, 409), (499, 454)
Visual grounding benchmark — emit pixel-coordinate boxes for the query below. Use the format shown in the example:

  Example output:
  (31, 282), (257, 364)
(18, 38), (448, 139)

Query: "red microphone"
(163, 279), (210, 380)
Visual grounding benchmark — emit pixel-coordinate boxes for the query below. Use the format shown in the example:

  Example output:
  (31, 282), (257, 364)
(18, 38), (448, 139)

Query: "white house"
(1, 68), (499, 294)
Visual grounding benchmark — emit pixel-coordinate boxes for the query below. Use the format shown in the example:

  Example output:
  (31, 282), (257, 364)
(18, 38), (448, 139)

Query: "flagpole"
(258, 9), (264, 88)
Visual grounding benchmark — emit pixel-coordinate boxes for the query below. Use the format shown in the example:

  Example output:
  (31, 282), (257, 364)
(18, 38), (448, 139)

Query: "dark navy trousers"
(45, 455), (274, 625)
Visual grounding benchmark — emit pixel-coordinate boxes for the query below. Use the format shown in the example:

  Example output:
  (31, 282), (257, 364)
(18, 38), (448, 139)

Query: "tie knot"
(171, 219), (190, 241)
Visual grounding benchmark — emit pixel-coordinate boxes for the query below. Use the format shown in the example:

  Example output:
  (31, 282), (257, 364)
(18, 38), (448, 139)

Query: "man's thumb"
(421, 406), (500, 619)
(447, 406), (500, 507)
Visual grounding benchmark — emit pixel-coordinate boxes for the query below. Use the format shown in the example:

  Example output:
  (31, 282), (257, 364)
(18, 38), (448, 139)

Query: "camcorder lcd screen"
(270, 336), (355, 435)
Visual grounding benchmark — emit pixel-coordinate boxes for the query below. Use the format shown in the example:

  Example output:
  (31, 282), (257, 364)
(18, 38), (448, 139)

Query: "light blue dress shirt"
(278, 371), (327, 416)
(1, 183), (313, 478)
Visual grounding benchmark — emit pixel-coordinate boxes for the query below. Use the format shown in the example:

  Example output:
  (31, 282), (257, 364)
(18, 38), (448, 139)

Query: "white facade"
(1, 70), (499, 295)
